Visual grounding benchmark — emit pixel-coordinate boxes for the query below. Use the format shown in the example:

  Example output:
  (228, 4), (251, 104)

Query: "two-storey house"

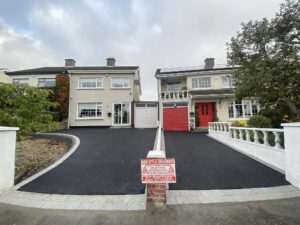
(68, 58), (141, 127)
(6, 58), (143, 127)
(155, 58), (260, 131)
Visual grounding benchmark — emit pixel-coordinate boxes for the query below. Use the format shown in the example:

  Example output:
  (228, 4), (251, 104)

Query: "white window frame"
(112, 102), (131, 126)
(111, 77), (130, 89)
(228, 100), (260, 119)
(38, 78), (56, 87)
(76, 102), (103, 120)
(12, 78), (29, 85)
(166, 82), (181, 92)
(78, 77), (103, 89)
(221, 76), (235, 88)
(191, 77), (211, 89)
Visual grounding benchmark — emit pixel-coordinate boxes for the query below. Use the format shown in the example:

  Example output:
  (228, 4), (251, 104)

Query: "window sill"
(77, 88), (104, 90)
(76, 117), (104, 120)
(110, 87), (131, 90)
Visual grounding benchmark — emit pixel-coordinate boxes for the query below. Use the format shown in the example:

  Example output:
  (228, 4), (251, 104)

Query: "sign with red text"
(141, 158), (176, 183)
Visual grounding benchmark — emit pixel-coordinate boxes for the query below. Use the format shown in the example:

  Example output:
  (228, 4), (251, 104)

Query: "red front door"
(198, 102), (213, 127)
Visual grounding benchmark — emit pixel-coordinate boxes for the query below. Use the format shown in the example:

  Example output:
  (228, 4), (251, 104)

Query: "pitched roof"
(6, 66), (139, 76)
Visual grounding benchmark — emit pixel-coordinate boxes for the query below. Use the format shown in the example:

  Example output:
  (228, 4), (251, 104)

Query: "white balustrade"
(230, 127), (284, 150)
(161, 90), (189, 100)
(208, 122), (284, 150)
(208, 122), (230, 133)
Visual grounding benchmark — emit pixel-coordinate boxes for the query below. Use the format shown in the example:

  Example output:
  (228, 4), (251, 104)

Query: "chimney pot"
(204, 58), (215, 69)
(65, 59), (76, 67)
(106, 57), (116, 66)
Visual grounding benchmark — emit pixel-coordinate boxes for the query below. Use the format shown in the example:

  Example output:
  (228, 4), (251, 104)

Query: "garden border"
(14, 133), (80, 190)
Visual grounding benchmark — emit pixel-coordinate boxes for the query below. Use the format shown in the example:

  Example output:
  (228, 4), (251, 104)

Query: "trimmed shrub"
(231, 120), (248, 127)
(248, 115), (271, 128)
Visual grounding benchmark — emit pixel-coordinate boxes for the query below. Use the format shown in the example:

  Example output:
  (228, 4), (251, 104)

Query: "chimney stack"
(204, 58), (215, 69)
(106, 57), (116, 66)
(65, 59), (76, 67)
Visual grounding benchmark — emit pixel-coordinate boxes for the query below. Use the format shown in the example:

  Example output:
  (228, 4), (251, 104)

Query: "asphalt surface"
(19, 128), (156, 195)
(165, 132), (289, 190)
(1, 197), (300, 225)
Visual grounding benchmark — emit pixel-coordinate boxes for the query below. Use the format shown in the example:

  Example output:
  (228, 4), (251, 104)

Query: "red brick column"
(147, 183), (166, 204)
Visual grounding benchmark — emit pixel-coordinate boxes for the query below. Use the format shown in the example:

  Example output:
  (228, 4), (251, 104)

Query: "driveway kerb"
(14, 133), (81, 190)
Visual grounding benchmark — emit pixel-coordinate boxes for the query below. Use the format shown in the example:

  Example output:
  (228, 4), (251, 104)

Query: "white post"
(0, 126), (19, 193)
(282, 122), (300, 189)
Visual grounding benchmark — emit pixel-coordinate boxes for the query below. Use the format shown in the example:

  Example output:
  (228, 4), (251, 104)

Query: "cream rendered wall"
(0, 70), (9, 83)
(8, 74), (57, 86)
(68, 73), (135, 127)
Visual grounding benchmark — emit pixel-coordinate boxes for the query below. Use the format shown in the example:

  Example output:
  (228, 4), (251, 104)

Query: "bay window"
(228, 100), (260, 119)
(77, 102), (103, 119)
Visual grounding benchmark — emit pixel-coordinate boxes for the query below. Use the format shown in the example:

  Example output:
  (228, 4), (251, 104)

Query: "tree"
(0, 83), (58, 139)
(227, 0), (300, 120)
(55, 74), (69, 121)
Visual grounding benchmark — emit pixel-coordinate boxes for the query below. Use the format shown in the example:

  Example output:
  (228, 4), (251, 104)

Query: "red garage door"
(163, 107), (189, 131)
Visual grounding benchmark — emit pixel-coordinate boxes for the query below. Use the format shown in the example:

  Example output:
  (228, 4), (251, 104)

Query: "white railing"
(160, 90), (189, 100)
(156, 123), (162, 151)
(208, 122), (286, 171)
(229, 127), (284, 150)
(208, 122), (230, 133)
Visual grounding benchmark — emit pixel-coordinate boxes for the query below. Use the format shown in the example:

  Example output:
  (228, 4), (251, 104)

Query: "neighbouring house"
(155, 58), (260, 131)
(5, 58), (158, 128)
(0, 69), (9, 83)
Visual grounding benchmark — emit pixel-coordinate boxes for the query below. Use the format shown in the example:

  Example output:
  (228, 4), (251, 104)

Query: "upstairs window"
(38, 78), (56, 87)
(79, 77), (103, 89)
(12, 78), (29, 86)
(222, 76), (236, 88)
(111, 77), (130, 88)
(166, 82), (181, 92)
(77, 102), (103, 119)
(192, 77), (211, 89)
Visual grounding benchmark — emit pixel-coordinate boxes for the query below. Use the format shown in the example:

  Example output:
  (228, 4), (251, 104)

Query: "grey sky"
(0, 0), (283, 100)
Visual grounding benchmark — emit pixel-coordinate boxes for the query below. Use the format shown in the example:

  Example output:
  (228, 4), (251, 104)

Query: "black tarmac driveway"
(19, 128), (156, 195)
(165, 132), (289, 190)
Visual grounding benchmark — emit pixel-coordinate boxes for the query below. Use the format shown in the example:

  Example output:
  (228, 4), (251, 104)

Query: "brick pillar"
(146, 151), (167, 207)
(147, 183), (166, 204)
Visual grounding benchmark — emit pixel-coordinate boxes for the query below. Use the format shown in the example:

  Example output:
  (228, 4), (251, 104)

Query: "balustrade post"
(263, 131), (269, 146)
(233, 129), (237, 139)
(245, 130), (250, 141)
(274, 131), (282, 149)
(254, 130), (259, 144)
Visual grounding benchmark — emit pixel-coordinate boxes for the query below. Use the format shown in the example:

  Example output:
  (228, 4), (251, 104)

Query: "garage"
(163, 103), (189, 131)
(134, 102), (158, 128)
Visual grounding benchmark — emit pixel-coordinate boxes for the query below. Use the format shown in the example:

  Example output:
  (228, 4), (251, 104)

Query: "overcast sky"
(0, 0), (283, 100)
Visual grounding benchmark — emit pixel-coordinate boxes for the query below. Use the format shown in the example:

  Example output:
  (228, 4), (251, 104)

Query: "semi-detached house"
(5, 58), (159, 128)
(155, 58), (260, 131)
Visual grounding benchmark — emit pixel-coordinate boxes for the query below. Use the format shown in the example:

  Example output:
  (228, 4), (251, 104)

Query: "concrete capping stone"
(14, 132), (80, 190)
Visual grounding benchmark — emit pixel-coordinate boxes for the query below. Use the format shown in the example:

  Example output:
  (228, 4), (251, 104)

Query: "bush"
(0, 83), (58, 140)
(248, 115), (271, 128)
(231, 120), (248, 127)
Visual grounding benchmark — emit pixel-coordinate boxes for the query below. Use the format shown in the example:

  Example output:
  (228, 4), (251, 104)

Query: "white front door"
(113, 103), (131, 126)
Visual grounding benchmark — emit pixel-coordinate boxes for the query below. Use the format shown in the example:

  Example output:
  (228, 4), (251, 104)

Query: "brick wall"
(147, 184), (166, 203)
